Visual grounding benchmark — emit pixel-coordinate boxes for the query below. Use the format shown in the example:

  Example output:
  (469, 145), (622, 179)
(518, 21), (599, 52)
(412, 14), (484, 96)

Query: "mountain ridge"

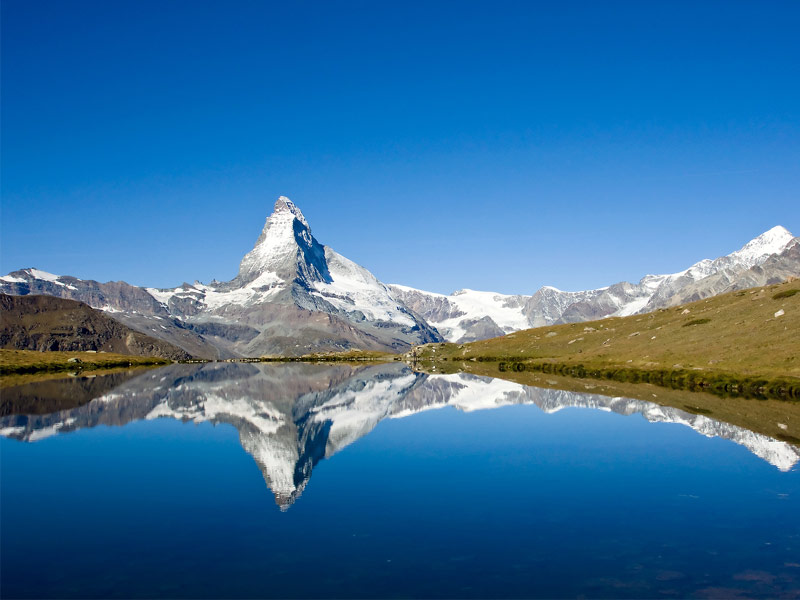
(0, 197), (440, 357)
(2, 198), (797, 351)
(390, 225), (799, 342)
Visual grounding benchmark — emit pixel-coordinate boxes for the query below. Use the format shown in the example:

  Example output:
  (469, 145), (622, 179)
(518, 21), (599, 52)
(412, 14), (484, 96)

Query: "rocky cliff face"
(391, 226), (799, 342)
(0, 293), (192, 360)
(0, 197), (441, 357)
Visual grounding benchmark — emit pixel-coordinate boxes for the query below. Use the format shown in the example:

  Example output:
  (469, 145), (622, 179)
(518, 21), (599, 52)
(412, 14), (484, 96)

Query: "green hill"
(412, 279), (800, 397)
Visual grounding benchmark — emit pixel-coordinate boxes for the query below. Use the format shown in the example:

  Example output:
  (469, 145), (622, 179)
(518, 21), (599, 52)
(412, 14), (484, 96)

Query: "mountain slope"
(0, 197), (441, 357)
(413, 278), (800, 381)
(0, 294), (192, 360)
(391, 226), (799, 342)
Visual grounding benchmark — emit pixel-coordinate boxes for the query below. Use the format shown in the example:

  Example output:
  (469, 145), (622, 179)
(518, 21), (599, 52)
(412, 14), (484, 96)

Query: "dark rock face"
(0, 294), (192, 360)
(0, 274), (168, 315)
(0, 270), (224, 358)
(455, 316), (505, 342)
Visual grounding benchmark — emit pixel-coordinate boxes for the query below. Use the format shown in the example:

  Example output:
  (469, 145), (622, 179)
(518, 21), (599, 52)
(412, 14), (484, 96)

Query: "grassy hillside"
(413, 279), (800, 397)
(0, 349), (171, 376)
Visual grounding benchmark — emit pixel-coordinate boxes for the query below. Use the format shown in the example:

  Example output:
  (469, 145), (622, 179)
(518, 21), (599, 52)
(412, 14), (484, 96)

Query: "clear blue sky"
(2, 0), (798, 294)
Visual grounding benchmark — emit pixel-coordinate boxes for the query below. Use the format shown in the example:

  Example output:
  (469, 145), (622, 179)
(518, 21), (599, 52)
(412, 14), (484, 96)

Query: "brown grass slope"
(0, 349), (172, 376)
(0, 294), (192, 360)
(414, 279), (800, 394)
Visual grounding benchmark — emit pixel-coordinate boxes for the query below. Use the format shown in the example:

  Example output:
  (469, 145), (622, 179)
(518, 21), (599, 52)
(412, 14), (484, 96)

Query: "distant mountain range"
(2, 362), (797, 510)
(1, 196), (797, 353)
(390, 226), (799, 342)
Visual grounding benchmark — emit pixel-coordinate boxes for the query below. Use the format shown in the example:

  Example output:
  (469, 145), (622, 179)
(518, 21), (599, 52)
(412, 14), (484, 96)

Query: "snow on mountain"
(312, 248), (415, 326)
(0, 196), (441, 357)
(727, 225), (795, 264)
(391, 226), (798, 342)
(388, 285), (528, 341)
(2, 200), (795, 351)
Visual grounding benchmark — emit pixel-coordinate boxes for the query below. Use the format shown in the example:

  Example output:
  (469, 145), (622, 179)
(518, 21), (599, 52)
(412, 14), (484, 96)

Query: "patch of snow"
(0, 426), (25, 436)
(28, 268), (62, 282)
(146, 288), (179, 305)
(313, 249), (415, 326)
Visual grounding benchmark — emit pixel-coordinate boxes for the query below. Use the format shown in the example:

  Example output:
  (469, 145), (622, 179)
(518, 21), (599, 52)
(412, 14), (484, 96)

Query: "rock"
(681, 308), (691, 314)
(67, 357), (81, 363)
(0, 294), (192, 360)
(775, 309), (785, 317)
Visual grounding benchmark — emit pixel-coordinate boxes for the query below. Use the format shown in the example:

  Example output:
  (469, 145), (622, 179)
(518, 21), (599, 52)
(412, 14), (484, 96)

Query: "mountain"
(0, 197), (441, 357)
(2, 363), (797, 511)
(414, 279), (800, 388)
(0, 294), (191, 360)
(390, 226), (799, 342)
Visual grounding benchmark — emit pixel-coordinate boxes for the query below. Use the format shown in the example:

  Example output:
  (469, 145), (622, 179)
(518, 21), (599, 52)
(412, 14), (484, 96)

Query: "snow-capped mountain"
(0, 197), (441, 357)
(390, 226), (799, 342)
(2, 362), (796, 511)
(3, 198), (797, 351)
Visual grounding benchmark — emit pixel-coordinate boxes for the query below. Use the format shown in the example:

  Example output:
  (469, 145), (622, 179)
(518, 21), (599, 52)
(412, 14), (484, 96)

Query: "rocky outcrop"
(0, 293), (192, 360)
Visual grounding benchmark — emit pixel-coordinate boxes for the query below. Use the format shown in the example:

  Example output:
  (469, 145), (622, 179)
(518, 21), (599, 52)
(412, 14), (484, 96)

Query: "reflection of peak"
(1, 364), (797, 512)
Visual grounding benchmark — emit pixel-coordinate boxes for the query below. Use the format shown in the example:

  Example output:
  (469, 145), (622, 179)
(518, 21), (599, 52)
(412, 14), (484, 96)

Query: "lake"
(1, 362), (799, 598)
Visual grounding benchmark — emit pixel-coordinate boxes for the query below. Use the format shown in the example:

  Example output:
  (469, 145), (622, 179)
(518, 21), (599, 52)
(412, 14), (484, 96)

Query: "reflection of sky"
(2, 367), (799, 598)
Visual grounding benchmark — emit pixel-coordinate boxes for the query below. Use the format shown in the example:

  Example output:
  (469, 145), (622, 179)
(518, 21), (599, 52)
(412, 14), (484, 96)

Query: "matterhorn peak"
(272, 196), (309, 229)
(233, 195), (328, 287)
(255, 195), (314, 247)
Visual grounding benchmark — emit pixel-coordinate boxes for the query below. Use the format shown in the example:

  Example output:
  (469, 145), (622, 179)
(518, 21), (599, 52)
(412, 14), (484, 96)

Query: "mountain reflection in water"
(1, 362), (798, 510)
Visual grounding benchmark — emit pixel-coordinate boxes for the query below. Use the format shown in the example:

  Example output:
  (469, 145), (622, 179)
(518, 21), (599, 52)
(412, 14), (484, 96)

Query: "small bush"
(772, 289), (799, 300)
(683, 318), (711, 327)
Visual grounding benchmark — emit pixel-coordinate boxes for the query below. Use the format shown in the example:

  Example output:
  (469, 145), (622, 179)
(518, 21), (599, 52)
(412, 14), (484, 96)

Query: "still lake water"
(1, 362), (799, 598)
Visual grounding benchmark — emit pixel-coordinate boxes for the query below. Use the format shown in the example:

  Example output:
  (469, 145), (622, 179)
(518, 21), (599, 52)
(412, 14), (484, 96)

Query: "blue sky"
(2, 0), (798, 294)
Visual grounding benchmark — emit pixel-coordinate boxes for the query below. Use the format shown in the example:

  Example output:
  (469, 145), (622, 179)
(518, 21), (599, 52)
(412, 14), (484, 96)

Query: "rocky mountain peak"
(272, 195), (309, 229)
(732, 225), (795, 263)
(235, 196), (328, 287)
